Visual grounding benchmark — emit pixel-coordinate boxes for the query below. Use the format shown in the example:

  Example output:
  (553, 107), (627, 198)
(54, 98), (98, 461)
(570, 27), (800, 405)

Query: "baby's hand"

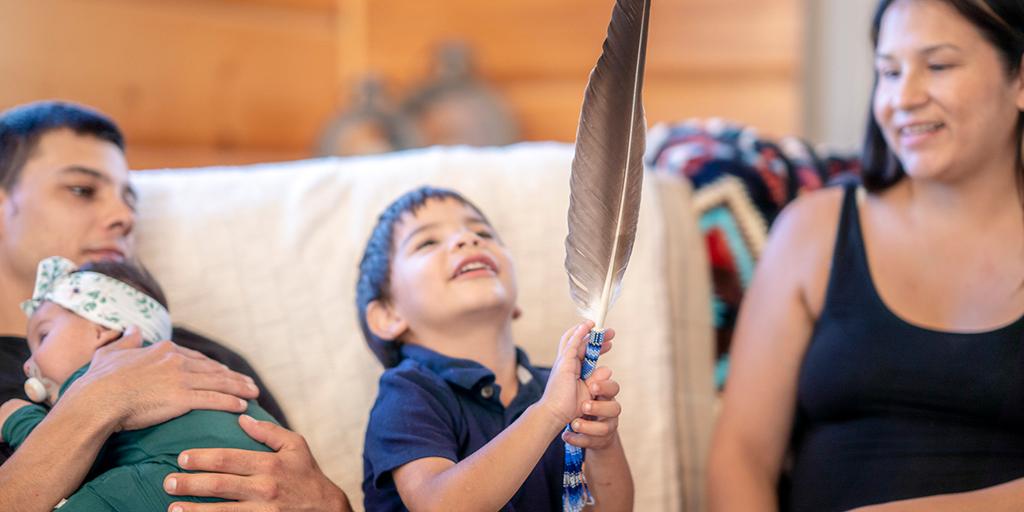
(538, 321), (615, 427)
(562, 366), (622, 451)
(0, 399), (31, 442)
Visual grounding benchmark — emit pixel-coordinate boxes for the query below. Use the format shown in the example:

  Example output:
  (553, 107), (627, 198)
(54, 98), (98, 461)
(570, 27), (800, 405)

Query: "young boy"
(0, 256), (279, 510)
(358, 186), (633, 511)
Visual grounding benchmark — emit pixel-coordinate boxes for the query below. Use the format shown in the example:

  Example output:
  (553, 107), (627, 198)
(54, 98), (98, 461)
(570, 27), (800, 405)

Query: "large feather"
(565, 0), (650, 330)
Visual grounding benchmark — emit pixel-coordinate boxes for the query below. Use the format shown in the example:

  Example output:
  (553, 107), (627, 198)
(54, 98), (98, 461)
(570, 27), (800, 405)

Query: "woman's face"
(873, 0), (1024, 182)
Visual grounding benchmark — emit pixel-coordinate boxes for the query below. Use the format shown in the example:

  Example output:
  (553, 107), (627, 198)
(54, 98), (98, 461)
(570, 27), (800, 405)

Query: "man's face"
(0, 129), (136, 282)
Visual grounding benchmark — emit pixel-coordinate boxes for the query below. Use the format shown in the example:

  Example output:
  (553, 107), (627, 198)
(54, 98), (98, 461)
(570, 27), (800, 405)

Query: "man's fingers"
(186, 370), (259, 400)
(164, 471), (277, 501)
(177, 447), (277, 476)
(237, 414), (305, 453)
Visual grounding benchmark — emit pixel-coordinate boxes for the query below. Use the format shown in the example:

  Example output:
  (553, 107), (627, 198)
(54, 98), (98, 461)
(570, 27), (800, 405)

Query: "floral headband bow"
(20, 256), (172, 345)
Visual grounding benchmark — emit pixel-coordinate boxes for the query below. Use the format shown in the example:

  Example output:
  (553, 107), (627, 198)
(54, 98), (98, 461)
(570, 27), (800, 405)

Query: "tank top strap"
(820, 184), (872, 314)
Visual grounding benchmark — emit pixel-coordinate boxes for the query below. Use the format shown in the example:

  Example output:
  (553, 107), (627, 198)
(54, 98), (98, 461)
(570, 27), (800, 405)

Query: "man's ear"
(366, 300), (408, 341)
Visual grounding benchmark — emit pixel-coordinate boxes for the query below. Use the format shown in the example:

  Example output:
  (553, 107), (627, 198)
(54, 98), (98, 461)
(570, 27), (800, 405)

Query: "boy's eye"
(415, 239), (437, 250)
(67, 185), (96, 198)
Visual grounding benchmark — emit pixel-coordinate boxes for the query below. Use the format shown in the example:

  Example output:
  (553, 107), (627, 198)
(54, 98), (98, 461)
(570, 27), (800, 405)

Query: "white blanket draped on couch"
(131, 142), (714, 511)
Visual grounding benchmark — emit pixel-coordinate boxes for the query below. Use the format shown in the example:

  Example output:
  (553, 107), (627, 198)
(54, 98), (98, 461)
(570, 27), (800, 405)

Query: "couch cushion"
(132, 142), (712, 511)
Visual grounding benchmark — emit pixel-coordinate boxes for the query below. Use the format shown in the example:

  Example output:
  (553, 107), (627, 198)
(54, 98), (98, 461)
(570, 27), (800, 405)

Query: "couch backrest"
(132, 142), (714, 511)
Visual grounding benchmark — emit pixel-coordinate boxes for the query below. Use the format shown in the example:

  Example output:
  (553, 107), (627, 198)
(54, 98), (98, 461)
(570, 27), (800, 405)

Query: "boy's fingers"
(581, 399), (622, 419)
(569, 417), (616, 437)
(585, 366), (612, 383)
(557, 324), (577, 353)
(588, 378), (621, 400)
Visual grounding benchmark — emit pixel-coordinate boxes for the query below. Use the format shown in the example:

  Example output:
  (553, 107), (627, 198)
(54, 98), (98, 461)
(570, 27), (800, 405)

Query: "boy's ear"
(366, 300), (408, 341)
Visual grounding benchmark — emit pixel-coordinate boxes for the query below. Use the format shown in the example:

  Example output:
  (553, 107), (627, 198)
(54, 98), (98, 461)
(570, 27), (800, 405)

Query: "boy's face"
(386, 197), (518, 339)
(25, 302), (116, 386)
(0, 129), (136, 285)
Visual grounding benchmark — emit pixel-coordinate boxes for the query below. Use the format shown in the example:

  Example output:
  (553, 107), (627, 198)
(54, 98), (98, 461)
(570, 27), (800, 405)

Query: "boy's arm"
(393, 403), (567, 512)
(564, 366), (633, 512)
(392, 322), (613, 512)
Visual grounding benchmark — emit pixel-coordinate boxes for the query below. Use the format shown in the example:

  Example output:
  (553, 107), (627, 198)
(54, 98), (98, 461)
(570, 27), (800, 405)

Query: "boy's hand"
(562, 366), (622, 451)
(539, 321), (616, 427)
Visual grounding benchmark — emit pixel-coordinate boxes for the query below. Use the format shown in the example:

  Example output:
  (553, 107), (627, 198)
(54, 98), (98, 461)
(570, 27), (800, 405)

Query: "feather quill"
(565, 0), (650, 330)
(561, 1), (650, 510)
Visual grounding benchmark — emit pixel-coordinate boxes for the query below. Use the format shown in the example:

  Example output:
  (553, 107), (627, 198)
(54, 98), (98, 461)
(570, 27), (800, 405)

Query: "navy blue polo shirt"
(362, 344), (564, 511)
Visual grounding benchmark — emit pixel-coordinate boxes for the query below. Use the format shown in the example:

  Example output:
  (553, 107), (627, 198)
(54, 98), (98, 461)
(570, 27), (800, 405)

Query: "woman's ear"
(366, 300), (408, 341)
(1016, 55), (1024, 110)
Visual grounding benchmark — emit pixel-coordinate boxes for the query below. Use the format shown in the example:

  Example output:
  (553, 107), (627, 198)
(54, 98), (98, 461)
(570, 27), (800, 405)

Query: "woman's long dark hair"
(862, 0), (1024, 192)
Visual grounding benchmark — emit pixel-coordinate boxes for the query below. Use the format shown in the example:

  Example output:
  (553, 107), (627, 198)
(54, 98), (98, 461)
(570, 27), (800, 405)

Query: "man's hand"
(66, 326), (259, 432)
(164, 415), (352, 512)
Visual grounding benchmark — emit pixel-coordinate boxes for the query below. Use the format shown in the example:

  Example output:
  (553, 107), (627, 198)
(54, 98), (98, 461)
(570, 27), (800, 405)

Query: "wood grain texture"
(0, 0), (802, 167)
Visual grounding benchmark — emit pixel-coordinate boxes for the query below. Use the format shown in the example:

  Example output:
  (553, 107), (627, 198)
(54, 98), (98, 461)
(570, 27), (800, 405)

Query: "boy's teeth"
(459, 262), (489, 274)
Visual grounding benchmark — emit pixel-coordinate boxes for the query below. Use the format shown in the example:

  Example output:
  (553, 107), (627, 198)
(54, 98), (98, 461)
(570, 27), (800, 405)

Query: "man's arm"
(0, 329), (259, 512)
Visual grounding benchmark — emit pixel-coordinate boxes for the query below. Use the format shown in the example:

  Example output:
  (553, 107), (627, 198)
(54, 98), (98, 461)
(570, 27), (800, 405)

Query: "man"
(0, 102), (350, 512)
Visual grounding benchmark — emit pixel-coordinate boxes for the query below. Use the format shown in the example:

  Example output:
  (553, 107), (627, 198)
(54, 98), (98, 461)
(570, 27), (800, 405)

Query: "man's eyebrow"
(59, 165), (110, 182)
(399, 222), (439, 249)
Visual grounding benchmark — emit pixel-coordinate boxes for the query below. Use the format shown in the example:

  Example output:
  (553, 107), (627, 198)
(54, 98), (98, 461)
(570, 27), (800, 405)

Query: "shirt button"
(480, 385), (494, 399)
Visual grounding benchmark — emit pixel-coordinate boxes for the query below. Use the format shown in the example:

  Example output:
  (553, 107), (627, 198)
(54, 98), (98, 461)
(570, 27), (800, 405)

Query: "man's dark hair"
(0, 101), (124, 190)
(355, 186), (490, 368)
(76, 260), (169, 310)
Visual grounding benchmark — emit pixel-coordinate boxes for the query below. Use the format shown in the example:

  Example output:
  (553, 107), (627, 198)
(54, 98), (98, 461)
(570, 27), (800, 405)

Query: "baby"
(0, 256), (278, 511)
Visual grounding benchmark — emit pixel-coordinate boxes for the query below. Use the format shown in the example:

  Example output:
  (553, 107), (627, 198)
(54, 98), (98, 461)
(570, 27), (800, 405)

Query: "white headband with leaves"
(20, 256), (172, 345)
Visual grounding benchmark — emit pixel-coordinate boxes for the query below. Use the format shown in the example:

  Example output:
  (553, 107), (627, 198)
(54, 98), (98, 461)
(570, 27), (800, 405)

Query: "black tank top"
(784, 185), (1024, 511)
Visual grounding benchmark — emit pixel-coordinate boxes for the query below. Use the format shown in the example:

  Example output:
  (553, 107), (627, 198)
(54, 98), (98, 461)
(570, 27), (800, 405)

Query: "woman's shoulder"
(767, 186), (848, 258)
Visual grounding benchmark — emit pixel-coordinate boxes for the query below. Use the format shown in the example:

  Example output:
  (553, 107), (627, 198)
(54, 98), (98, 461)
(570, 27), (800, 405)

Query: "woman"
(708, 1), (1024, 510)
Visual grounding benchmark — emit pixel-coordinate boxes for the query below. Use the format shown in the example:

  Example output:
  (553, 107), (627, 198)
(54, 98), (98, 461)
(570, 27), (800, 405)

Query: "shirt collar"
(399, 343), (537, 392)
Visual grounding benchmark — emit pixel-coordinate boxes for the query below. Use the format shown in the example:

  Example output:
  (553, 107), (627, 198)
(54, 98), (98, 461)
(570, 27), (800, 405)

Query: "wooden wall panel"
(354, 0), (803, 141)
(0, 0), (338, 167)
(0, 0), (803, 168)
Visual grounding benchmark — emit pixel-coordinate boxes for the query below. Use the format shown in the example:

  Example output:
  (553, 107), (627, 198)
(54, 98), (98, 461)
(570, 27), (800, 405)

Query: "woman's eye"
(928, 63), (954, 72)
(476, 230), (494, 239)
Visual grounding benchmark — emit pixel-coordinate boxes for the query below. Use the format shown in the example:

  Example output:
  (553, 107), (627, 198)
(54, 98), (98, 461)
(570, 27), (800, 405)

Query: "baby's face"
(25, 302), (113, 387)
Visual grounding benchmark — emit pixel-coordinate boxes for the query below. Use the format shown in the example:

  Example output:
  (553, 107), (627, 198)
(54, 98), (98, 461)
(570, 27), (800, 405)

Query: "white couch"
(132, 142), (715, 511)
